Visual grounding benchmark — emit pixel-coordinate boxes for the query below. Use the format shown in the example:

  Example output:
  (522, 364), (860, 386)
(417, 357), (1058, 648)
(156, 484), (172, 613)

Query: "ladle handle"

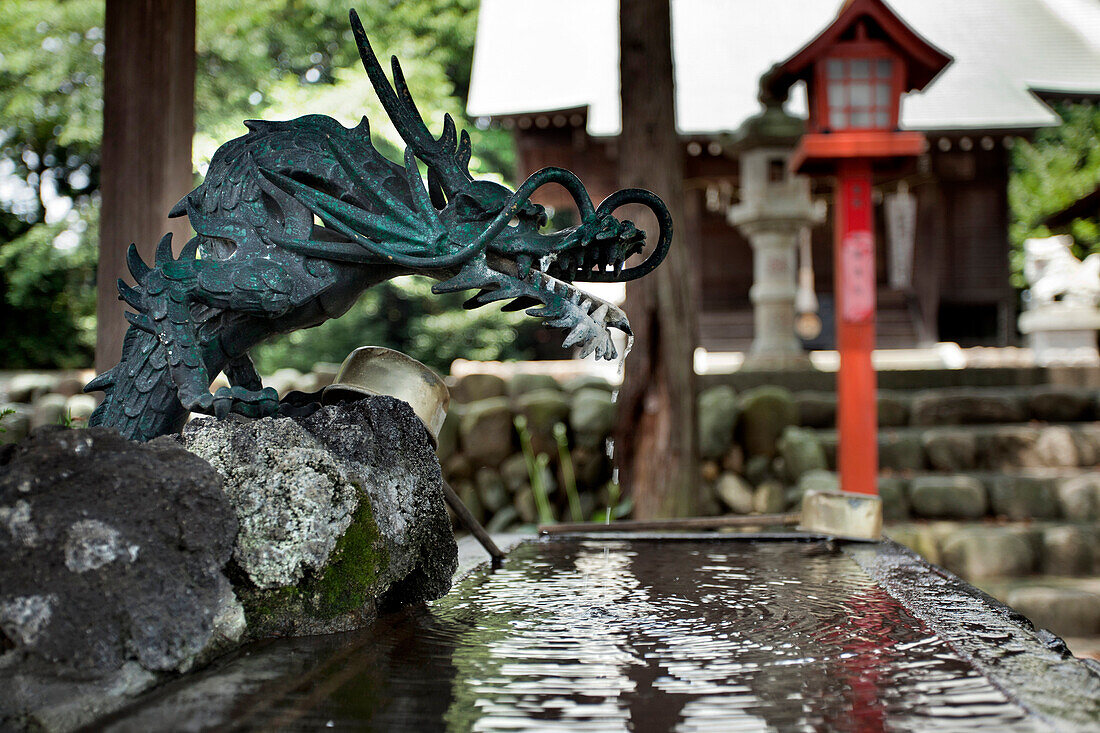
(442, 480), (505, 565)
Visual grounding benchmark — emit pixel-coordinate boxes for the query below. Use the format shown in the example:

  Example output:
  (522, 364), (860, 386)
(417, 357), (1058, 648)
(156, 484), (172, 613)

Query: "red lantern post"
(764, 0), (951, 504)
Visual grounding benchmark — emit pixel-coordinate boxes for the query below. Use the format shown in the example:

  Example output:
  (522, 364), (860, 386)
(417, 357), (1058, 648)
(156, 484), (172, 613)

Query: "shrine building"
(466, 0), (1100, 352)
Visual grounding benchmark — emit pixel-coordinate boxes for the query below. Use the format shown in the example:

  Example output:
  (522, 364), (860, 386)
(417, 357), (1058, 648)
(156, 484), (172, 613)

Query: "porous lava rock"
(0, 427), (243, 730)
(180, 397), (458, 638)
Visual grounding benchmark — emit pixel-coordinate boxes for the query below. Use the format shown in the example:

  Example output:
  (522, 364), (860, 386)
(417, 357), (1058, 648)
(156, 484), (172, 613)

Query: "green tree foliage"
(1009, 101), (1100, 287)
(1, 0), (527, 372)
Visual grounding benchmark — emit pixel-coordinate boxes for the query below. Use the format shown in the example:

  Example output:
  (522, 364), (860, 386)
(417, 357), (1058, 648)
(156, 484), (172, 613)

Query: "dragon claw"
(193, 385), (280, 420)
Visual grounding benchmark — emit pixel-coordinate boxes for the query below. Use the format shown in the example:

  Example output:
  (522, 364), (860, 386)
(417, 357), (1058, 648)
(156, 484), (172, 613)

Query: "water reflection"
(104, 539), (1044, 732)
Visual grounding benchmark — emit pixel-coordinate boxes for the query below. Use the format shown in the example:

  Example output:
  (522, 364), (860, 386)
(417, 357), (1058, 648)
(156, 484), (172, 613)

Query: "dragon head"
(264, 10), (672, 360)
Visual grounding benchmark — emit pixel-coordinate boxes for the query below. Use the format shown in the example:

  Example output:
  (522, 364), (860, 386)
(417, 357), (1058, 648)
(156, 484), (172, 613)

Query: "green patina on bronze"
(85, 9), (672, 443)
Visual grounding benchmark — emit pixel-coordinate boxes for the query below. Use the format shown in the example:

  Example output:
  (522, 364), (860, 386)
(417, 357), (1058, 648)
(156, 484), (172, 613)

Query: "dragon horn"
(580, 188), (673, 283)
(350, 9), (471, 197)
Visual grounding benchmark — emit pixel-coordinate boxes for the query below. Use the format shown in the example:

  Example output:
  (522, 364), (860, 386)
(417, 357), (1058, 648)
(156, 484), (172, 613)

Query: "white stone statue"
(1023, 235), (1100, 307)
(1018, 235), (1100, 365)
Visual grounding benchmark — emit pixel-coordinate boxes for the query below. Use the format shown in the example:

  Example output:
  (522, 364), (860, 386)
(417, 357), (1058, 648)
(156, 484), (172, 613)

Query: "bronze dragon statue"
(85, 10), (671, 442)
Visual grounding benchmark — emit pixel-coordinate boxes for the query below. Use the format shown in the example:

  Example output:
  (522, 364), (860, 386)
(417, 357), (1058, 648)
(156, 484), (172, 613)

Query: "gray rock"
(3, 661), (157, 733)
(721, 444), (745, 474)
(977, 425), (1042, 470)
(475, 467), (509, 513)
(450, 373), (507, 403)
(877, 391), (909, 427)
(264, 367), (304, 398)
(988, 476), (1059, 520)
(515, 388), (570, 456)
(0, 404), (32, 445)
(776, 426), (826, 482)
(878, 431), (926, 472)
(1006, 586), (1100, 638)
(514, 486), (538, 523)
(909, 475), (987, 519)
(884, 523), (944, 566)
(499, 453), (531, 493)
(941, 527), (1036, 580)
(1056, 474), (1100, 521)
(570, 388), (616, 449)
(562, 375), (615, 394)
(442, 453), (473, 482)
(435, 406), (461, 462)
(909, 389), (1024, 426)
(753, 481), (786, 514)
(4, 373), (59, 404)
(792, 391), (835, 429)
(53, 376), (87, 398)
(1034, 426), (1079, 468)
(743, 455), (774, 487)
(30, 394), (68, 430)
(797, 469), (839, 497)
(507, 373), (560, 398)
(922, 429), (975, 471)
(459, 397), (515, 467)
(1026, 386), (1095, 422)
(571, 446), (610, 489)
(485, 505), (519, 533)
(0, 425), (240, 719)
(697, 385), (739, 459)
(716, 473), (754, 514)
(185, 418), (359, 590)
(878, 476), (909, 521)
(182, 398), (457, 638)
(1041, 525), (1098, 576)
(64, 394), (98, 425)
(737, 386), (797, 458)
(456, 481), (485, 524)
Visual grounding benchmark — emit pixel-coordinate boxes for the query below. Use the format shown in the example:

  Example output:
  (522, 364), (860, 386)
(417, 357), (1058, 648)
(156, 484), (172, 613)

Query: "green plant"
(553, 422), (582, 522)
(514, 414), (555, 524)
(0, 407), (14, 432)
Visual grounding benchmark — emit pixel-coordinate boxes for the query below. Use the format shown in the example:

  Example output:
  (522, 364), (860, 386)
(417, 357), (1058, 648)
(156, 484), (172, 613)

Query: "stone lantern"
(728, 94), (824, 370)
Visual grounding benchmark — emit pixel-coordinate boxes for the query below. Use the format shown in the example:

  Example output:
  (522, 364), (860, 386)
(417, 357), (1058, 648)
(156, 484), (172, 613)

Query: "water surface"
(109, 538), (1061, 731)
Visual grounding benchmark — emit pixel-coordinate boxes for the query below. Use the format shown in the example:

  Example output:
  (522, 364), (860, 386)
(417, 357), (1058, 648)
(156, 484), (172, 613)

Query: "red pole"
(834, 158), (878, 496)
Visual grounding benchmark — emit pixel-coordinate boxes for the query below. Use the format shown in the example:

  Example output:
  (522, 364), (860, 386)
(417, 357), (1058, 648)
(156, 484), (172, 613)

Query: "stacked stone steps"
(810, 423), (1100, 474)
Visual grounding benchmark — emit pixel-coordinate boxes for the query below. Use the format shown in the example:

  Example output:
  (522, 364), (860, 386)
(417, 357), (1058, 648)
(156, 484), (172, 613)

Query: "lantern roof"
(763, 0), (952, 101)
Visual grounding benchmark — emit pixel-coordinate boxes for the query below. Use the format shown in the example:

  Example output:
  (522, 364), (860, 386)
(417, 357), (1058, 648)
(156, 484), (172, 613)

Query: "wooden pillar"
(96, 0), (195, 373)
(615, 0), (699, 518)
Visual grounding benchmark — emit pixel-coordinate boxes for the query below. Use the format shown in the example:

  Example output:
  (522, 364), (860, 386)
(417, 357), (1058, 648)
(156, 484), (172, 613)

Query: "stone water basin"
(97, 535), (1100, 731)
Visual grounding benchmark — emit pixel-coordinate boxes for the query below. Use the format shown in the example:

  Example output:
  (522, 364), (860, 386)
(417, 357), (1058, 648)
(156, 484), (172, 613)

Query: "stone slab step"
(793, 385), (1100, 429)
(697, 365), (1100, 393)
(811, 422), (1100, 472)
(975, 577), (1100, 649)
(794, 469), (1100, 521)
(885, 521), (1100, 582)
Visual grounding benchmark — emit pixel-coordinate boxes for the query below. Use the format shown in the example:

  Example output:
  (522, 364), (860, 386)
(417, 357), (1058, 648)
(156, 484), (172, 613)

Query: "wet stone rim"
(845, 540), (1100, 729)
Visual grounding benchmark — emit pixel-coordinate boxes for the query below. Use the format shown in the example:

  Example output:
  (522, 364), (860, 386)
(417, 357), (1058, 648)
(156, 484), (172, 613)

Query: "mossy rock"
(697, 385), (739, 460)
(736, 386), (797, 458)
(239, 496), (390, 637)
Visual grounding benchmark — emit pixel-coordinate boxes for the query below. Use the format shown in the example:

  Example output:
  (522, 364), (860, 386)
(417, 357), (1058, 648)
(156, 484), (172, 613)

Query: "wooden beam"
(96, 0), (195, 373)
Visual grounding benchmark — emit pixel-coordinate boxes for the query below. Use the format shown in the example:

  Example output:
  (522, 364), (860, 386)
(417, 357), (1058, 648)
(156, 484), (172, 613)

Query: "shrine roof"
(467, 0), (1100, 136)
